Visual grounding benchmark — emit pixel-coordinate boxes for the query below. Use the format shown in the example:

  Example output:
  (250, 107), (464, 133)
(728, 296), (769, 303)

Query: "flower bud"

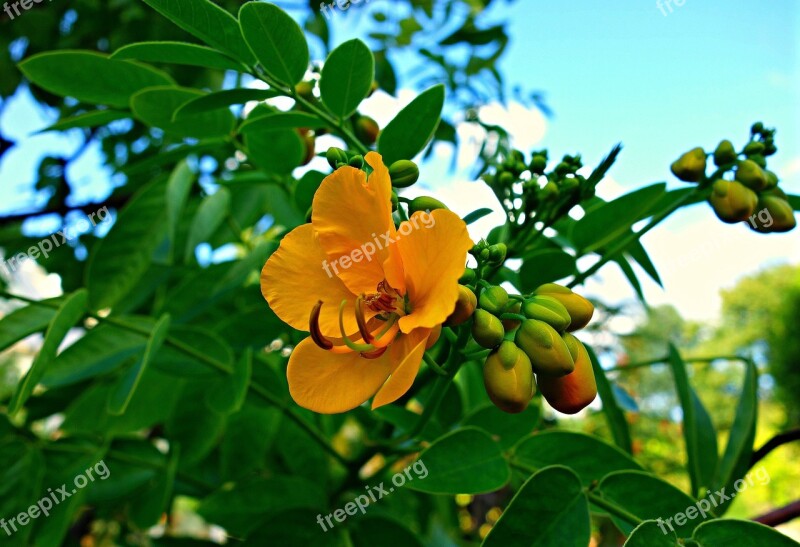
(479, 286), (509, 315)
(713, 140), (737, 167)
(301, 133), (315, 166)
(487, 243), (507, 265)
(529, 155), (547, 174)
(540, 181), (559, 199)
(459, 267), (476, 285)
(391, 190), (399, 212)
(472, 309), (505, 349)
(743, 141), (765, 156)
(445, 285), (477, 326)
(498, 171), (515, 187)
(483, 341), (533, 414)
(354, 115), (380, 145)
(670, 147), (707, 182)
(514, 319), (574, 377)
(736, 159), (768, 191)
(348, 154), (364, 169)
(326, 147), (348, 170)
(522, 295), (572, 332)
(764, 170), (779, 190)
(388, 160), (420, 188)
(502, 301), (522, 332)
(751, 122), (764, 134)
(295, 81), (315, 101)
(750, 195), (796, 233)
(532, 283), (594, 331)
(408, 196), (447, 215)
(709, 179), (758, 224)
(537, 333), (597, 414)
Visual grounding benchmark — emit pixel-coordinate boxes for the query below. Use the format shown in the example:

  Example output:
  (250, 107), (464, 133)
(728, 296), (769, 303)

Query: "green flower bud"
(391, 190), (399, 212)
(498, 171), (515, 187)
(765, 171), (779, 190)
(472, 309), (505, 349)
(713, 140), (737, 167)
(326, 147), (348, 170)
(736, 159), (768, 191)
(743, 141), (765, 156)
(408, 196), (447, 215)
(749, 196), (796, 234)
(483, 341), (533, 414)
(529, 155), (547, 174)
(487, 243), (507, 265)
(749, 154), (767, 169)
(514, 319), (575, 377)
(670, 147), (707, 182)
(709, 179), (758, 224)
(532, 283), (594, 331)
(538, 333), (597, 414)
(445, 285), (477, 326)
(354, 115), (380, 146)
(540, 181), (559, 199)
(388, 160), (420, 188)
(459, 267), (476, 285)
(751, 122), (764, 134)
(348, 154), (364, 169)
(479, 286), (509, 315)
(522, 295), (572, 332)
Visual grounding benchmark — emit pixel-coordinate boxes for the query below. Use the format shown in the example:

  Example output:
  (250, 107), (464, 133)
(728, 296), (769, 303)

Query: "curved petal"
(287, 337), (394, 413)
(371, 328), (430, 409)
(261, 224), (359, 337)
(396, 210), (474, 333)
(312, 152), (404, 295)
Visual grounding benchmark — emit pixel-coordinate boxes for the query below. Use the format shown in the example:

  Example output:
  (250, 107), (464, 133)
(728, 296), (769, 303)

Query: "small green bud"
(348, 154), (364, 169)
(743, 141), (765, 156)
(529, 155), (547, 174)
(670, 147), (707, 183)
(446, 286), (477, 326)
(765, 170), (779, 190)
(487, 243), (507, 265)
(540, 181), (559, 199)
(749, 154), (767, 169)
(751, 122), (764, 134)
(408, 196), (447, 215)
(479, 286), (509, 315)
(736, 159), (768, 191)
(472, 309), (505, 349)
(391, 190), (399, 212)
(326, 147), (348, 170)
(749, 196), (796, 234)
(533, 283), (594, 331)
(354, 115), (380, 145)
(713, 140), (737, 167)
(483, 341), (533, 414)
(709, 179), (758, 224)
(459, 267), (476, 285)
(498, 171), (515, 186)
(388, 159), (420, 188)
(522, 295), (572, 332)
(514, 319), (575, 377)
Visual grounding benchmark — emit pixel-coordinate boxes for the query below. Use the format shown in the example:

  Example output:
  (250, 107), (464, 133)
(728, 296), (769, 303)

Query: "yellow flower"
(261, 152), (473, 413)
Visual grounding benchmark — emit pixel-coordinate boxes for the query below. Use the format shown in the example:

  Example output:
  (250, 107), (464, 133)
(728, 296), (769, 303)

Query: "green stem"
(423, 353), (448, 376)
(606, 354), (747, 373)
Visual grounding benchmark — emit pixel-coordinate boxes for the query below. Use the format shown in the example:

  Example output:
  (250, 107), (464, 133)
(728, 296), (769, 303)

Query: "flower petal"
(371, 328), (430, 409)
(396, 210), (474, 333)
(312, 152), (404, 295)
(261, 224), (359, 337)
(287, 337), (394, 413)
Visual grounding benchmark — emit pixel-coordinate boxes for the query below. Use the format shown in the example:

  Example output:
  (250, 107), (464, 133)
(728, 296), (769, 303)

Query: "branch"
(754, 500), (800, 527)
(751, 429), (800, 466)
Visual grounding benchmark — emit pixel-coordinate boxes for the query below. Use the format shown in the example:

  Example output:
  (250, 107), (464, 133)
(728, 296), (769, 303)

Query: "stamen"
(361, 346), (388, 359)
(309, 301), (333, 350)
(355, 295), (375, 344)
(338, 300), (376, 353)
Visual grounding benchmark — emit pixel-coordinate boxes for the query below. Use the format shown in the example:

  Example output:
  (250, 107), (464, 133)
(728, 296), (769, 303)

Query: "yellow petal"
(396, 210), (474, 333)
(261, 224), (359, 337)
(372, 328), (430, 409)
(312, 152), (404, 295)
(287, 337), (394, 413)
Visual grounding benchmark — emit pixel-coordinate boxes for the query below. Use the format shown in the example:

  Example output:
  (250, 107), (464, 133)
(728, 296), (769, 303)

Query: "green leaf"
(165, 160), (195, 259)
(18, 51), (174, 108)
(587, 345), (633, 453)
(512, 431), (642, 486)
(519, 249), (577, 292)
(152, 326), (234, 376)
(37, 110), (130, 133)
(668, 343), (718, 496)
(482, 466), (590, 547)
(174, 88), (281, 118)
(142, 0), (255, 65)
(623, 520), (679, 546)
(596, 471), (702, 537)
(8, 290), (87, 415)
(713, 359), (758, 514)
(319, 39), (374, 119)
(572, 183), (667, 253)
(462, 207), (494, 225)
(378, 84), (445, 164)
(107, 314), (171, 416)
(205, 348), (252, 414)
(692, 520), (800, 546)
(86, 178), (168, 311)
(239, 2), (309, 86)
(238, 111), (326, 133)
(111, 41), (244, 71)
(462, 404), (540, 449)
(0, 438), (44, 545)
(184, 188), (231, 262)
(351, 517), (423, 547)
(128, 445), (180, 528)
(294, 170), (325, 213)
(221, 405), (281, 481)
(0, 301), (58, 352)
(245, 127), (305, 175)
(407, 427), (510, 494)
(131, 86), (235, 139)
(787, 194), (800, 211)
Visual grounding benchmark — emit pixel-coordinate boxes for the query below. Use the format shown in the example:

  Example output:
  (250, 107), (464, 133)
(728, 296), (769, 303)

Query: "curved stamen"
(338, 300), (377, 353)
(361, 346), (388, 359)
(355, 295), (375, 344)
(309, 301), (333, 350)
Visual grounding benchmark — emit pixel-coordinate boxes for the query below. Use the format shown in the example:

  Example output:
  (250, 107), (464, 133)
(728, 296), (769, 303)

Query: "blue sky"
(1, 0), (798, 318)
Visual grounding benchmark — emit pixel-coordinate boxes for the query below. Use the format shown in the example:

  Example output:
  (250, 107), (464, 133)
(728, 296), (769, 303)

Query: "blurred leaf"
(462, 404), (540, 449)
(239, 2), (309, 86)
(184, 188), (231, 261)
(320, 39), (374, 120)
(0, 438), (44, 545)
(407, 427), (509, 494)
(166, 383), (226, 465)
(351, 517), (423, 547)
(0, 300), (58, 352)
(18, 51), (173, 108)
(9, 290), (87, 415)
(239, 111), (326, 133)
(142, 0), (255, 65)
(787, 194), (799, 210)
(166, 160), (195, 259)
(513, 431), (643, 486)
(128, 445), (180, 528)
(205, 348), (252, 414)
(131, 86), (236, 139)
(587, 345), (633, 453)
(462, 207), (493, 225)
(294, 170), (325, 213)
(623, 521), (679, 546)
(111, 41), (244, 71)
(221, 405), (280, 481)
(378, 84), (445, 164)
(519, 249), (577, 292)
(174, 88), (281, 118)
(483, 466), (590, 547)
(245, 127), (305, 175)
(692, 520), (799, 546)
(37, 110), (130, 133)
(151, 326), (234, 377)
